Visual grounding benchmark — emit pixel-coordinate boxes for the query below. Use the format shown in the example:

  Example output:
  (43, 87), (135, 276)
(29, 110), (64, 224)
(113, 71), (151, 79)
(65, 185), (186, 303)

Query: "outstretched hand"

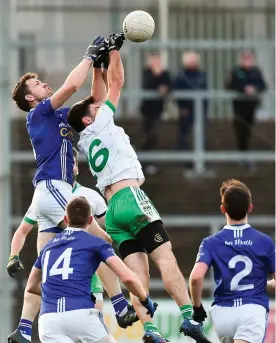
(84, 36), (106, 61)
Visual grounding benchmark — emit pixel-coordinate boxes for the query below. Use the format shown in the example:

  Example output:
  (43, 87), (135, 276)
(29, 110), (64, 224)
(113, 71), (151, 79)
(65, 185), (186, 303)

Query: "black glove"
(7, 255), (24, 277)
(84, 36), (106, 61)
(93, 49), (109, 69)
(140, 296), (158, 318)
(192, 304), (207, 323)
(102, 53), (109, 69)
(107, 32), (125, 52)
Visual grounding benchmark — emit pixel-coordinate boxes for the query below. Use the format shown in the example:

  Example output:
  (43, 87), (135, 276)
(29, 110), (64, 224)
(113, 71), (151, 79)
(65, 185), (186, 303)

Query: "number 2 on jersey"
(43, 248), (74, 283)
(228, 255), (254, 291)
(88, 139), (109, 173)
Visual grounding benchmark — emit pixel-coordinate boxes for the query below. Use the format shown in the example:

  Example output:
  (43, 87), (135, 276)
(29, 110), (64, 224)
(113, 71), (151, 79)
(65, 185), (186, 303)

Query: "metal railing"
(11, 90), (275, 174)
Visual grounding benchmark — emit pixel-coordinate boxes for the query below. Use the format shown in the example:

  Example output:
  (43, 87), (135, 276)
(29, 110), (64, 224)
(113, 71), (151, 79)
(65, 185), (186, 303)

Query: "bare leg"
(37, 232), (56, 254)
(124, 252), (153, 325)
(21, 232), (57, 322)
(150, 241), (190, 306)
(21, 291), (41, 322)
(97, 262), (123, 298)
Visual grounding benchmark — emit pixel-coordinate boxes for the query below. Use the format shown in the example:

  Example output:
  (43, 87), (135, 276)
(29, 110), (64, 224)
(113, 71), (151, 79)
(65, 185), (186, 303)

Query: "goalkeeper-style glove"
(84, 36), (106, 61)
(7, 255), (24, 277)
(107, 32), (125, 52)
(140, 296), (158, 318)
(192, 304), (207, 323)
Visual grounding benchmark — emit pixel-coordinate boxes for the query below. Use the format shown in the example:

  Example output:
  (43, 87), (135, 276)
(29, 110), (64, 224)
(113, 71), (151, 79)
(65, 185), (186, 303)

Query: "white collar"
(223, 224), (251, 230)
(65, 227), (83, 232)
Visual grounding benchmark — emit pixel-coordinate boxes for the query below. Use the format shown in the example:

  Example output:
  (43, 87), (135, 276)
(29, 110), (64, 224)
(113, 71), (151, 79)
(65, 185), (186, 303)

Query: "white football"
(123, 10), (155, 43)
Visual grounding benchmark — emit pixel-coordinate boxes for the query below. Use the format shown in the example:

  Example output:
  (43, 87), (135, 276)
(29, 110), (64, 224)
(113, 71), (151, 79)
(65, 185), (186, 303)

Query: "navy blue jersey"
(196, 224), (275, 310)
(26, 98), (74, 186)
(35, 228), (115, 315)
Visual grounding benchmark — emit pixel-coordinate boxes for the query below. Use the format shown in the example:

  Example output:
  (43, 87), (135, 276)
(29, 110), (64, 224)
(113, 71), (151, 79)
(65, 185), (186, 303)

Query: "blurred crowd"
(140, 50), (267, 174)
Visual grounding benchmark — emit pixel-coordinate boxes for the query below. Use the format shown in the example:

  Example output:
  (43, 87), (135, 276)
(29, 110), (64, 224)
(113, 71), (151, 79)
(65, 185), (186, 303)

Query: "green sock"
(180, 304), (193, 319)
(143, 322), (160, 334)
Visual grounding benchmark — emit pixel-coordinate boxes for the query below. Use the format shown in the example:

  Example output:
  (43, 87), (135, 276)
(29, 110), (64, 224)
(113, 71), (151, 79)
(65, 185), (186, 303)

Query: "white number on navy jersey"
(42, 248), (74, 283)
(228, 255), (254, 291)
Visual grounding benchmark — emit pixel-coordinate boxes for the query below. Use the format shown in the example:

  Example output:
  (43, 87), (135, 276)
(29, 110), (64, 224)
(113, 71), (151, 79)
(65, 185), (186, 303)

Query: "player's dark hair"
(68, 96), (96, 133)
(12, 72), (38, 112)
(220, 179), (252, 221)
(66, 196), (91, 228)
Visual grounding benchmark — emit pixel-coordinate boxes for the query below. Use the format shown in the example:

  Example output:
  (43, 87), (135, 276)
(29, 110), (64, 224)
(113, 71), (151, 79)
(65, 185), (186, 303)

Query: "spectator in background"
(140, 52), (171, 175)
(174, 51), (208, 158)
(226, 51), (266, 169)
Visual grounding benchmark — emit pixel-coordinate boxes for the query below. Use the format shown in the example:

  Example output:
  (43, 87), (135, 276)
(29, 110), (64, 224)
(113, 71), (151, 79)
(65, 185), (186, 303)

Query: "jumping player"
(190, 179), (275, 343)
(67, 33), (212, 343)
(8, 36), (136, 343)
(7, 149), (137, 331)
(26, 196), (157, 343)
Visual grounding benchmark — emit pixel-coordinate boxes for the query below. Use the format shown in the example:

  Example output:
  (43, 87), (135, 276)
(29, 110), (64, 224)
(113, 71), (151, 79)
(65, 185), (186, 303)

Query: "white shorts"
(33, 180), (73, 232)
(209, 304), (268, 343)
(38, 308), (109, 343)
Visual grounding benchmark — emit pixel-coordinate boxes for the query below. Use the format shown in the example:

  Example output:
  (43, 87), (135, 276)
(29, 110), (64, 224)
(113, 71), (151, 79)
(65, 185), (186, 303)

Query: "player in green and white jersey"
(67, 33), (211, 343)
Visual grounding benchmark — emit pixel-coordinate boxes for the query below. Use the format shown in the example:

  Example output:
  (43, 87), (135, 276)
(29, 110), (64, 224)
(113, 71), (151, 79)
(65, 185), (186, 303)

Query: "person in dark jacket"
(140, 53), (171, 174)
(174, 51), (208, 152)
(226, 51), (266, 154)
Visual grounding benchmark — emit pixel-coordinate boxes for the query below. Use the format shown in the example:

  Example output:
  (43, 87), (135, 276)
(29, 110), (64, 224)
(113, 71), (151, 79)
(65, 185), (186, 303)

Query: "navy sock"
(18, 319), (32, 341)
(111, 293), (129, 316)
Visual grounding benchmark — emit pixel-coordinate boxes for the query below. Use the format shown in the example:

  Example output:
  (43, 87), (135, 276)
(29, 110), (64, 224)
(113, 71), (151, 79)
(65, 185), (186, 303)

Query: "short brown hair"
(66, 196), (91, 228)
(220, 179), (252, 220)
(68, 96), (96, 133)
(12, 73), (38, 112)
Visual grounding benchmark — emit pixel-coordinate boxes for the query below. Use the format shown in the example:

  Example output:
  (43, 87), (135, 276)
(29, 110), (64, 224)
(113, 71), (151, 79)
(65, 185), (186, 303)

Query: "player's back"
(37, 228), (108, 315)
(78, 101), (144, 194)
(26, 98), (74, 186)
(202, 224), (275, 310)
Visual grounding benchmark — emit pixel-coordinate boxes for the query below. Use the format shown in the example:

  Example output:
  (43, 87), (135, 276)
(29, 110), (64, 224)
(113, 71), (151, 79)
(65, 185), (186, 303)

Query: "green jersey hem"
(105, 100), (116, 113)
(23, 216), (37, 225)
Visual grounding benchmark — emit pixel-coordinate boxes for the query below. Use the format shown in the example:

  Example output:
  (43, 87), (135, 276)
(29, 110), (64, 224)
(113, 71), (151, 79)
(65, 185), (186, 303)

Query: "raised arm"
(90, 68), (107, 103)
(105, 33), (125, 108)
(50, 36), (105, 110)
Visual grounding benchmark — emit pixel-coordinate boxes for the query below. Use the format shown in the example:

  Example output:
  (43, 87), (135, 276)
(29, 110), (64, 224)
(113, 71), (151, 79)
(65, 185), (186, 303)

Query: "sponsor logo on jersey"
(53, 235), (75, 243)
(60, 127), (73, 141)
(154, 233), (163, 243)
(225, 240), (253, 246)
